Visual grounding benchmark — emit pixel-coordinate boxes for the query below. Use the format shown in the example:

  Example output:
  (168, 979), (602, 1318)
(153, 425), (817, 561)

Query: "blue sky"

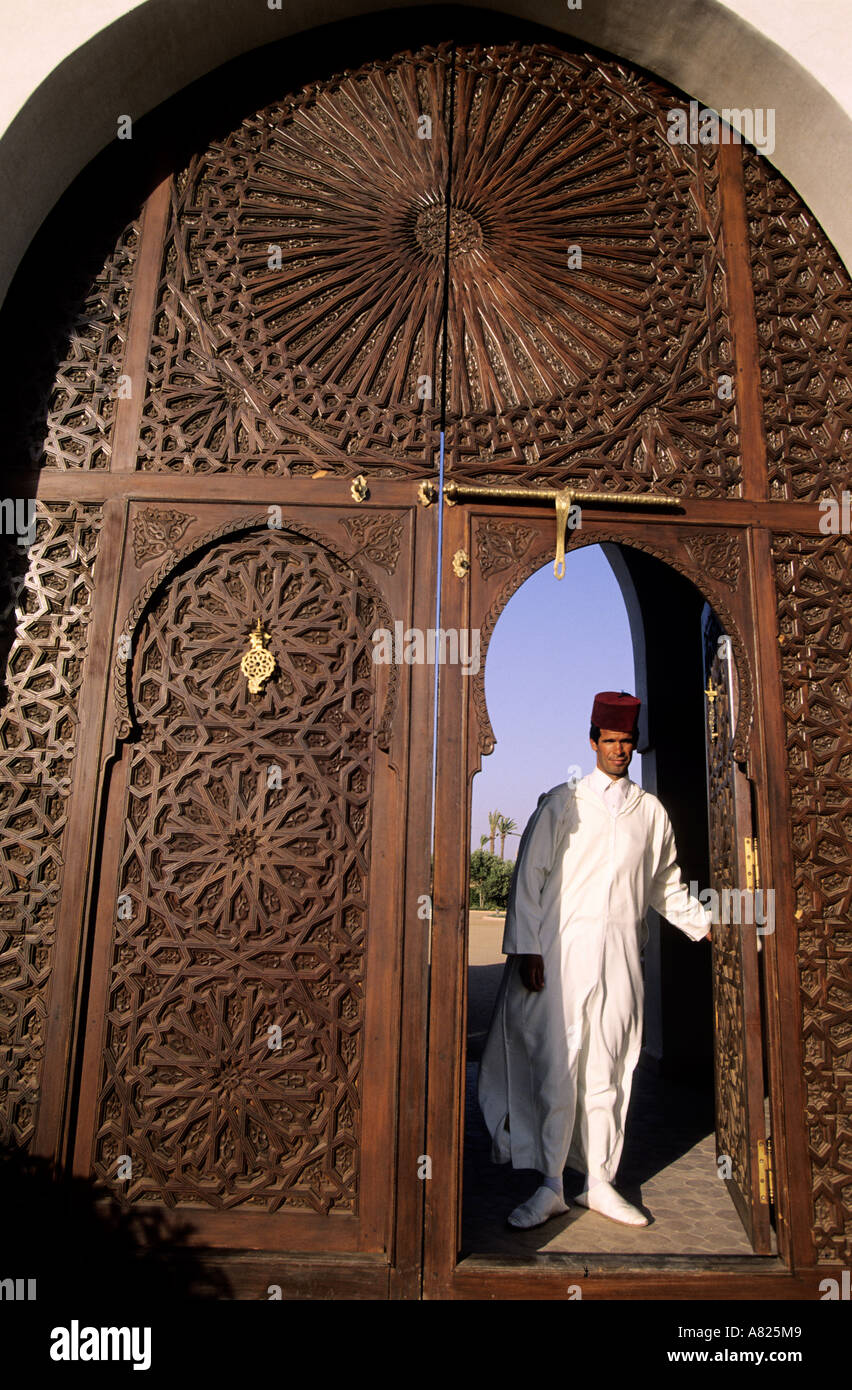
(469, 544), (635, 853)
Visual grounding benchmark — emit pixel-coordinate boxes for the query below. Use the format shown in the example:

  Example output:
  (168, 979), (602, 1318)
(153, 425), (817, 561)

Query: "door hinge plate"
(744, 836), (760, 892)
(757, 1136), (774, 1204)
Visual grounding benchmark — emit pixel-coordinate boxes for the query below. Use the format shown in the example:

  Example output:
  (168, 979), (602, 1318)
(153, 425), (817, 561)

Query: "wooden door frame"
(423, 497), (819, 1299)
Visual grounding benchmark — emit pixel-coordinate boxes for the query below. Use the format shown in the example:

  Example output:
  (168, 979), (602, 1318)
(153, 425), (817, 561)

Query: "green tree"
(470, 848), (499, 908)
(496, 815), (518, 859)
(484, 857), (514, 910)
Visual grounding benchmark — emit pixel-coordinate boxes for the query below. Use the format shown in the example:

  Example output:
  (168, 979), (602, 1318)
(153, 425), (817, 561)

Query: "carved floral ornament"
(133, 505), (404, 577)
(476, 519), (538, 579)
(339, 512), (403, 574)
(683, 533), (743, 590)
(132, 508), (192, 565)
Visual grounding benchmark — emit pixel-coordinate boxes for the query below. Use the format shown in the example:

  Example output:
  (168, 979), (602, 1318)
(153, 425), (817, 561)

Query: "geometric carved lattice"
(0, 503), (103, 1146)
(93, 528), (378, 1212)
(9, 220), (139, 472)
(773, 532), (852, 1261)
(745, 153), (852, 502)
(702, 609), (749, 1199)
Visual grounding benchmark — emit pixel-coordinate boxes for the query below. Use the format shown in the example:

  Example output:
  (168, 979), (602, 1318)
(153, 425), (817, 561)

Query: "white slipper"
(575, 1180), (648, 1226)
(508, 1185), (569, 1229)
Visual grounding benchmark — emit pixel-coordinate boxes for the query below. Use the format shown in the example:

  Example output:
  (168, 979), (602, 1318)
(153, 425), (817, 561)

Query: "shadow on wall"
(0, 1143), (232, 1301)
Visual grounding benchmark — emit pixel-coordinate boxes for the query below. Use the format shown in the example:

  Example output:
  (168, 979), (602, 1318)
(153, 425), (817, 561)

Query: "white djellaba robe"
(478, 767), (711, 1182)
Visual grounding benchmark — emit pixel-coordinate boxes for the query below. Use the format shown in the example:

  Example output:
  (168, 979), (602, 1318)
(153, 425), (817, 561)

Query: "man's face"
(591, 727), (635, 779)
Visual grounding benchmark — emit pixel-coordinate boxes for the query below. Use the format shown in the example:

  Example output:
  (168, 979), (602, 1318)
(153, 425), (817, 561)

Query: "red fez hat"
(591, 690), (641, 734)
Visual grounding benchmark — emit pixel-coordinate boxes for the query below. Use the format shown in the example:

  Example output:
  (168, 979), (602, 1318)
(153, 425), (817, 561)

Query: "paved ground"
(464, 912), (768, 1257)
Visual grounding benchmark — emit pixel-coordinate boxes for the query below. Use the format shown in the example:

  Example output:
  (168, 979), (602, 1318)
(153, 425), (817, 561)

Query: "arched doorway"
(461, 541), (773, 1259)
(427, 503), (780, 1296)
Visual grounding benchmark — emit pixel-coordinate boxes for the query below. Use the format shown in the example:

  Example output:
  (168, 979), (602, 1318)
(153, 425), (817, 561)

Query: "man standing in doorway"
(478, 691), (712, 1229)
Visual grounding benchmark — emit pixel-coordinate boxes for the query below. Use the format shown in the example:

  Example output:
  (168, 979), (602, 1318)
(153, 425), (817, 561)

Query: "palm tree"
(487, 809), (501, 856)
(497, 815), (518, 859)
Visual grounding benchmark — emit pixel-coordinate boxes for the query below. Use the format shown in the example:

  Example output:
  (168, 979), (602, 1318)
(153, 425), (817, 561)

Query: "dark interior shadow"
(0, 1143), (232, 1302)
(467, 962), (505, 1063)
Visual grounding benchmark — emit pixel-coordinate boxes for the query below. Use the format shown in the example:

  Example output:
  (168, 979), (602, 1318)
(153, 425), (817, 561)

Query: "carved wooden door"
(9, 29), (847, 1301)
(69, 496), (434, 1292)
(701, 605), (772, 1253)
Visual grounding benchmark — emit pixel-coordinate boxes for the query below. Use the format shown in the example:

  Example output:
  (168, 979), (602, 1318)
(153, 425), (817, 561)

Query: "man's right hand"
(519, 954), (545, 991)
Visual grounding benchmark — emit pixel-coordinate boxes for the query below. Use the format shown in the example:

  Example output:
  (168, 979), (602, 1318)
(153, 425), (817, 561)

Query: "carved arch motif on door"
(90, 516), (400, 1214)
(113, 512), (399, 751)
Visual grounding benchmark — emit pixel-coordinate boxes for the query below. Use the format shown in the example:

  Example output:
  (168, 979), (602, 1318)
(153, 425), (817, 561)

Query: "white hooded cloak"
(478, 770), (710, 1181)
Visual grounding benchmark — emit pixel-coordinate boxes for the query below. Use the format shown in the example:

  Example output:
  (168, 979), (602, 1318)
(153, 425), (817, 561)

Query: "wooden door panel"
(72, 498), (425, 1257)
(702, 605), (772, 1253)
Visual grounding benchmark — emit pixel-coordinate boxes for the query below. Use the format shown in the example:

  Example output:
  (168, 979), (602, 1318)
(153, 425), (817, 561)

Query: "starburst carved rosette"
(139, 43), (735, 491)
(142, 48), (453, 476)
(133, 530), (379, 729)
(443, 47), (738, 494)
(157, 758), (338, 941)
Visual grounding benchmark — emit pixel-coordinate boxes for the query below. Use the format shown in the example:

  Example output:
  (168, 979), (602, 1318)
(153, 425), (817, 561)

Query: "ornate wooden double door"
(55, 496), (772, 1299)
(7, 30), (847, 1297)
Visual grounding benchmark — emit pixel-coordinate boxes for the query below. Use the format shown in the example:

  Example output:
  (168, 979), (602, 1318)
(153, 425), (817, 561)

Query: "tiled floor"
(463, 913), (771, 1257)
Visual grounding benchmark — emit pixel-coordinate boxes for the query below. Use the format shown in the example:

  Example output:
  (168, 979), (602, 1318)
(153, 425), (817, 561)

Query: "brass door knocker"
(241, 619), (275, 694)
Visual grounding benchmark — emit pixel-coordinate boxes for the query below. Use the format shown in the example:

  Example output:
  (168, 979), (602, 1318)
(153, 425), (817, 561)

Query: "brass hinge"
(757, 1137), (774, 1204)
(744, 836), (760, 892)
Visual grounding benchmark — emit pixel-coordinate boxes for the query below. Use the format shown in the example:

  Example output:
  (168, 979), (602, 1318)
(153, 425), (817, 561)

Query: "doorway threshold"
(441, 1252), (811, 1301)
(455, 1251), (786, 1275)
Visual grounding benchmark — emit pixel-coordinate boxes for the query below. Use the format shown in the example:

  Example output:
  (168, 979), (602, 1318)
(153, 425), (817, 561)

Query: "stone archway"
(1, 26), (850, 1296)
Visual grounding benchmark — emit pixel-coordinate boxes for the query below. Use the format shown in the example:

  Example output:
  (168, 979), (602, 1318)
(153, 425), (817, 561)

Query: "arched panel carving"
(114, 514), (398, 751)
(470, 524), (752, 763)
(94, 523), (385, 1214)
